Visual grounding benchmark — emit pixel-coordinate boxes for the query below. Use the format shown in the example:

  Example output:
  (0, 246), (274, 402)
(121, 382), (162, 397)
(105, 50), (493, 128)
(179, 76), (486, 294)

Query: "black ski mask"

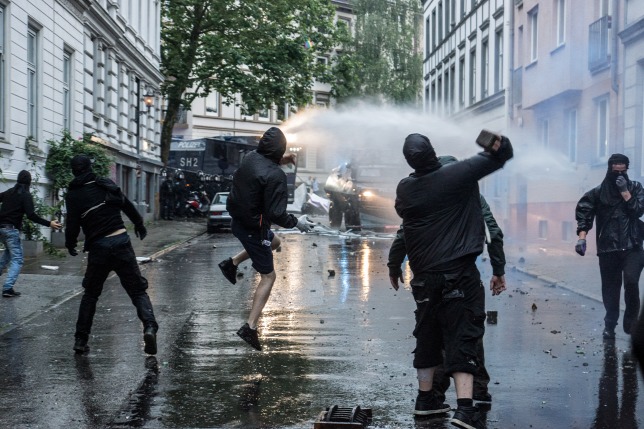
(600, 153), (630, 204)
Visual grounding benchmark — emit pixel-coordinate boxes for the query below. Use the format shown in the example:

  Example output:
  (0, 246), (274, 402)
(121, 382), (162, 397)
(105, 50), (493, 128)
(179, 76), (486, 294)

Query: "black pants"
(161, 196), (175, 219)
(75, 233), (158, 340)
(598, 248), (643, 333)
(431, 337), (490, 401)
(411, 258), (486, 376)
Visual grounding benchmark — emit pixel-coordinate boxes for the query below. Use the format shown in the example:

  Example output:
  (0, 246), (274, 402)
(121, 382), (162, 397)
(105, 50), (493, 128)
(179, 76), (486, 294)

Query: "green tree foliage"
(45, 131), (113, 198)
(327, 0), (423, 105)
(160, 0), (341, 164)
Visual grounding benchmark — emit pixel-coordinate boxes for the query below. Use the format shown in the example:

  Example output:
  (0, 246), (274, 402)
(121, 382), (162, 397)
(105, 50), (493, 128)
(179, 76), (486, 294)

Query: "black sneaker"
(2, 288), (21, 297)
(144, 327), (157, 355)
(603, 328), (616, 339)
(73, 337), (90, 354)
(237, 323), (262, 351)
(451, 405), (486, 429)
(473, 391), (492, 403)
(219, 258), (237, 285)
(414, 392), (451, 416)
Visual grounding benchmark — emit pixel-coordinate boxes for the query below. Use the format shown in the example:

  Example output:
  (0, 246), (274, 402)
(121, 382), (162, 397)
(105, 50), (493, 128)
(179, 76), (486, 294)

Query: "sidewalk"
(0, 219), (206, 333)
(504, 240), (604, 304)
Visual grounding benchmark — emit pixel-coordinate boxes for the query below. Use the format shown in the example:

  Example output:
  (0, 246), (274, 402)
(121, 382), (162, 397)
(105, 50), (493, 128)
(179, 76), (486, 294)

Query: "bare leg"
(453, 372), (473, 399)
(232, 235), (281, 266)
(417, 367), (436, 391)
(248, 270), (277, 329)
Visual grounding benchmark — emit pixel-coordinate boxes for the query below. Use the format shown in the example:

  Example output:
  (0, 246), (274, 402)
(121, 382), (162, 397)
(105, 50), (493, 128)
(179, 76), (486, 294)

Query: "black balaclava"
(15, 170), (31, 194)
(257, 127), (287, 163)
(402, 133), (442, 175)
(17, 170), (32, 186)
(71, 155), (92, 177)
(600, 153), (630, 205)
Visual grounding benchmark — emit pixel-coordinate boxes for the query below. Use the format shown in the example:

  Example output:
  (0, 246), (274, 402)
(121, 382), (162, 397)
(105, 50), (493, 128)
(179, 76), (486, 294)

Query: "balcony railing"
(588, 16), (611, 73)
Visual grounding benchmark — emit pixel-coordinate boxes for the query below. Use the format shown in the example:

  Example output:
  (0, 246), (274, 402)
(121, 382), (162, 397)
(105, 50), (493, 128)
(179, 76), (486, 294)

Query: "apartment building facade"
(1, 0), (163, 226)
(422, 0), (510, 220)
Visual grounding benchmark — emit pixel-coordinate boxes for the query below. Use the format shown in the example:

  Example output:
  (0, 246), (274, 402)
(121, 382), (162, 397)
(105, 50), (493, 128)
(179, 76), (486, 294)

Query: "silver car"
(207, 192), (232, 233)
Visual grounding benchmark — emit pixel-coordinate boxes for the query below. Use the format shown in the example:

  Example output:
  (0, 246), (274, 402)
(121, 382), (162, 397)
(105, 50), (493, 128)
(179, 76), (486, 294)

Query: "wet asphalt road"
(0, 230), (643, 428)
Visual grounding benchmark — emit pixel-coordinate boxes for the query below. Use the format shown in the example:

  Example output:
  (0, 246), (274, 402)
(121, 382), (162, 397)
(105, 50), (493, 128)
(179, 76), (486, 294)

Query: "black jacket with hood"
(65, 172), (143, 251)
(394, 134), (513, 276)
(227, 127), (298, 232)
(575, 170), (644, 255)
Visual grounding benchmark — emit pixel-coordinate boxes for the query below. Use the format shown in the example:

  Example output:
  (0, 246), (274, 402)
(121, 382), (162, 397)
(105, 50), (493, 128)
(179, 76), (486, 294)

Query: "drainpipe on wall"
(611, 0), (619, 93)
(506, 0), (515, 125)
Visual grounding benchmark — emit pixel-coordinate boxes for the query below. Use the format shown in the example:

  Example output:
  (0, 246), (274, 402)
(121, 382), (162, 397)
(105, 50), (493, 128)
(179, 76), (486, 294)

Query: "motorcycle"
(185, 191), (210, 217)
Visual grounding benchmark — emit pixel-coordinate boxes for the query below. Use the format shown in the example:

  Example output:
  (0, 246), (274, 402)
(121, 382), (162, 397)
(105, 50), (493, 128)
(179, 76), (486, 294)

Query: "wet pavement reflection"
(1, 231), (644, 428)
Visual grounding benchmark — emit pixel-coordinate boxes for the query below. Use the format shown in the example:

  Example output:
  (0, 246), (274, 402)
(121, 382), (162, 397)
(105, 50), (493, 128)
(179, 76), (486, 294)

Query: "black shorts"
(411, 258), (486, 375)
(231, 221), (275, 274)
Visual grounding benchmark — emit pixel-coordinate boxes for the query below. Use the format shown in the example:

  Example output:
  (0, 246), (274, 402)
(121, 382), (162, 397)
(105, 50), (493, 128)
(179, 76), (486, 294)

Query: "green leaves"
(326, 0), (423, 105)
(45, 131), (113, 196)
(160, 0), (341, 163)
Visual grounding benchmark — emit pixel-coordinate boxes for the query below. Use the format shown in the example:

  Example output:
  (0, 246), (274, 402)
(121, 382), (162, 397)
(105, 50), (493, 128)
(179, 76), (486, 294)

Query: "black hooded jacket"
(575, 175), (644, 254)
(0, 184), (51, 231)
(395, 135), (513, 275)
(226, 127), (298, 231)
(65, 172), (143, 251)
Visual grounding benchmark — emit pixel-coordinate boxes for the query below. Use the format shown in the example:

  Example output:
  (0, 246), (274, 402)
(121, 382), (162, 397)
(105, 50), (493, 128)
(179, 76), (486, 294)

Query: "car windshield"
(214, 194), (228, 204)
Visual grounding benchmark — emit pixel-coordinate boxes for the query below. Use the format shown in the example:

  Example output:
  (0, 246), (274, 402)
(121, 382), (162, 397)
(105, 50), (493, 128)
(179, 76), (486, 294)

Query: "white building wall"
(0, 0), (163, 223)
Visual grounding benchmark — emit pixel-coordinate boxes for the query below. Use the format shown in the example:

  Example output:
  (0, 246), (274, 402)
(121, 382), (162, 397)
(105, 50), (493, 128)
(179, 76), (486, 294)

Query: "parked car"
(207, 192), (232, 233)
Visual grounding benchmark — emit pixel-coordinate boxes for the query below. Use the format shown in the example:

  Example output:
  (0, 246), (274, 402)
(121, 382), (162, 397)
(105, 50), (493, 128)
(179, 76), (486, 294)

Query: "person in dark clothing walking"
(0, 170), (62, 297)
(218, 127), (315, 351)
(65, 155), (158, 355)
(388, 157), (507, 412)
(394, 133), (513, 429)
(575, 153), (644, 340)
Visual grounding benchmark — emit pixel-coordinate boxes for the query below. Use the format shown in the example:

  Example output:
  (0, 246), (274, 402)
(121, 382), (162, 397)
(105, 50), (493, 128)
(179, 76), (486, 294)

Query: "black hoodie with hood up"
(227, 127), (298, 232)
(394, 133), (513, 275)
(0, 170), (52, 230)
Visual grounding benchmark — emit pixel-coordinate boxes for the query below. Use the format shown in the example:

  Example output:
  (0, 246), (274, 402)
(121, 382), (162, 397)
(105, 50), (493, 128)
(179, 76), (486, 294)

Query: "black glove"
(135, 224), (147, 240)
(575, 239), (586, 256)
(616, 176), (628, 193)
(67, 247), (78, 256)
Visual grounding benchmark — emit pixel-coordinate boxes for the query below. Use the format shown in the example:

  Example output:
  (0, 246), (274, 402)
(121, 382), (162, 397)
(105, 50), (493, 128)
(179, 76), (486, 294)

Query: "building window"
(459, 56), (465, 107)
(425, 17), (430, 57)
(449, 64), (455, 113)
(567, 109), (577, 162)
(438, 2), (443, 42)
(494, 28), (503, 93)
(481, 39), (489, 98)
(424, 85), (430, 111)
(432, 10), (437, 49)
(469, 48), (476, 104)
(315, 92), (330, 108)
(529, 8), (538, 62)
(539, 119), (549, 147)
(63, 51), (72, 132)
(205, 91), (219, 115)
(338, 17), (352, 34)
(0, 5), (4, 134)
(27, 27), (39, 141)
(596, 96), (609, 159)
(556, 0), (566, 46)
(538, 220), (548, 239)
(562, 221), (573, 242)
(431, 80), (436, 113)
(437, 75), (443, 114)
(461, 0), (466, 19)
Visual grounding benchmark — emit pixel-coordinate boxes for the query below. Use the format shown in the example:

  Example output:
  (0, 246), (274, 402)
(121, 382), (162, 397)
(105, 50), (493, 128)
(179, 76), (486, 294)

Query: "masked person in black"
(65, 155), (158, 355)
(394, 133), (513, 429)
(0, 171), (62, 297)
(218, 127), (315, 351)
(388, 156), (506, 412)
(575, 154), (644, 340)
